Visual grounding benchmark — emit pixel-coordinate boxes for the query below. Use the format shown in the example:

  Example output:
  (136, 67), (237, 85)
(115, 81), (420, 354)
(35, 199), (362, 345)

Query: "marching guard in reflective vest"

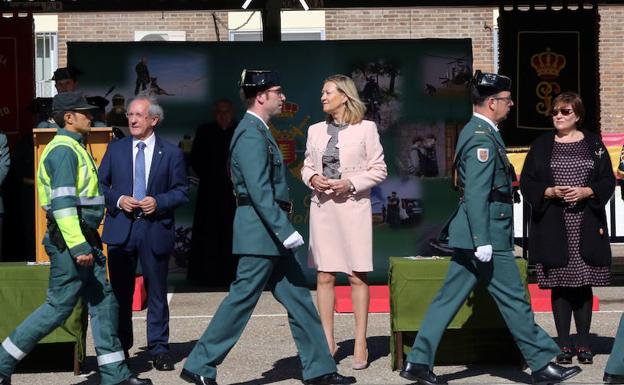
(0, 92), (151, 385)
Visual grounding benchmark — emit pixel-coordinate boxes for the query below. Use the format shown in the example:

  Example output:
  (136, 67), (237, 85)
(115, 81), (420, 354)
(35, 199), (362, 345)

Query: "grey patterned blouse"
(322, 121), (349, 179)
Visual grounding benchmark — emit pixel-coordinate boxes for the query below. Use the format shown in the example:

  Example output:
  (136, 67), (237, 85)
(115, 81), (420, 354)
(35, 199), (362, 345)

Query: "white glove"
(283, 231), (304, 249)
(474, 244), (493, 262)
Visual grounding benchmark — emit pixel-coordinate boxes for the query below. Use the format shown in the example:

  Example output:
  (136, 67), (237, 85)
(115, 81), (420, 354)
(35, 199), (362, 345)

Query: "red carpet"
(334, 285), (390, 313)
(528, 283), (600, 312)
(132, 275), (147, 311)
(333, 284), (600, 313)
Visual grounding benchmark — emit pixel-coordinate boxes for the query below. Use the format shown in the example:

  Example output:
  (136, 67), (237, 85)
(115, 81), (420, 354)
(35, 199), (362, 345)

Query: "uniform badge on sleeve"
(477, 148), (489, 162)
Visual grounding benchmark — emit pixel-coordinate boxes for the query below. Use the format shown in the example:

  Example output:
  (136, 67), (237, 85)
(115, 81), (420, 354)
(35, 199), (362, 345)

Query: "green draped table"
(389, 256), (528, 370)
(0, 262), (87, 374)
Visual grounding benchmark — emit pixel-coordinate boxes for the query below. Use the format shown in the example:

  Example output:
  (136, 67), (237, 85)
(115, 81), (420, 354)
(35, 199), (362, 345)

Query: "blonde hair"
(324, 74), (366, 125)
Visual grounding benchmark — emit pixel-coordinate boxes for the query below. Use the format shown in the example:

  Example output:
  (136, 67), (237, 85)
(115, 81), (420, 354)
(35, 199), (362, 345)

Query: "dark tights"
(551, 286), (593, 348)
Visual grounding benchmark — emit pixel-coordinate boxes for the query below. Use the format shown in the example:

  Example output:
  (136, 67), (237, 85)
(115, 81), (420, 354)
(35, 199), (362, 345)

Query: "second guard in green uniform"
(0, 92), (151, 385)
(398, 72), (582, 385)
(606, 152), (624, 384)
(180, 70), (356, 385)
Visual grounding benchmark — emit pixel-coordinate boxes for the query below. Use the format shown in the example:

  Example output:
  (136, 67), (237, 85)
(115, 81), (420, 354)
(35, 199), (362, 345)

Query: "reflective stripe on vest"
(37, 135), (103, 209)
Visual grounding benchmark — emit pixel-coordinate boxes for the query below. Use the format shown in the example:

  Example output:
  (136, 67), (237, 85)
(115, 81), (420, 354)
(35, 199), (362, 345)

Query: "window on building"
(229, 29), (324, 41)
(35, 32), (58, 97)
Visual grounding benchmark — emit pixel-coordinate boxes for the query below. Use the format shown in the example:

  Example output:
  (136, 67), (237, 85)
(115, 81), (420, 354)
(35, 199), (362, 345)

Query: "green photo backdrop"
(69, 39), (472, 285)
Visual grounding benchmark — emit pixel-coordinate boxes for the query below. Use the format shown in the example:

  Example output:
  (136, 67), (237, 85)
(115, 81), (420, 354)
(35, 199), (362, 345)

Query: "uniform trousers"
(606, 314), (624, 375)
(0, 236), (131, 385)
(407, 248), (560, 371)
(183, 252), (337, 381)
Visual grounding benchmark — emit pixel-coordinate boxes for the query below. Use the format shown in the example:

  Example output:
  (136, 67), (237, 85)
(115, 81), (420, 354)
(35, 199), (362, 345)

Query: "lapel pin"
(595, 147), (604, 159)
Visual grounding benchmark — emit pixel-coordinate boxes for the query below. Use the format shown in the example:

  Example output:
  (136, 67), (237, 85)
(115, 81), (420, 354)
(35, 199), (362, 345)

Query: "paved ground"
(5, 279), (623, 385)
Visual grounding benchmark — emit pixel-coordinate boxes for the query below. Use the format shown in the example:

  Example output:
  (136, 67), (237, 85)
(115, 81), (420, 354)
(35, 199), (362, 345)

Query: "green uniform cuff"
(69, 242), (92, 258)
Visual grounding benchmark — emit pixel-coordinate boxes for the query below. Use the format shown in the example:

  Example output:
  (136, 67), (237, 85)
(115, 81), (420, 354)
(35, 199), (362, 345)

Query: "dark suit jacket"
(99, 134), (189, 255)
(520, 130), (615, 268)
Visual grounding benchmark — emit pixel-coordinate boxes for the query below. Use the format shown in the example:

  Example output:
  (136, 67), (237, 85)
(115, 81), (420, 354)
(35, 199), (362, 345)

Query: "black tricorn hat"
(470, 70), (512, 98)
(27, 97), (53, 114)
(239, 69), (280, 98)
(52, 92), (97, 113)
(51, 65), (83, 81)
(86, 96), (110, 109)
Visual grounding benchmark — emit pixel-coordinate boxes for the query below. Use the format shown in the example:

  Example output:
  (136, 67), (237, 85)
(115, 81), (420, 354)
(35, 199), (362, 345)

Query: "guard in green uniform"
(398, 71), (582, 385)
(605, 316), (624, 383)
(180, 70), (356, 385)
(605, 169), (624, 384)
(0, 92), (151, 385)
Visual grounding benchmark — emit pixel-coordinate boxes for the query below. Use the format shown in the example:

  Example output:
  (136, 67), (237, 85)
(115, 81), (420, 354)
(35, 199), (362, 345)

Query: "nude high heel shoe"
(351, 349), (368, 370)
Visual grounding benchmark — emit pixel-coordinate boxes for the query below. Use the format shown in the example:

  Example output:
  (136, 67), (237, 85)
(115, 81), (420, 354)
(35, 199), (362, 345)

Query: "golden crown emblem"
(276, 101), (299, 118)
(531, 48), (566, 80)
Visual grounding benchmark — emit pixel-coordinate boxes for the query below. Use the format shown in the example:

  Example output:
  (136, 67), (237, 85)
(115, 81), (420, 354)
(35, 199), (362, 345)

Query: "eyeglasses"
(265, 88), (284, 96)
(491, 96), (513, 104)
(125, 112), (150, 119)
(551, 108), (574, 117)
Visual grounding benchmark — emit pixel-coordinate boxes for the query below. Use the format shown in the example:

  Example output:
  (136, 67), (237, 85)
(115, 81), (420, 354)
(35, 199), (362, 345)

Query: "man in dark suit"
(99, 96), (189, 372)
(180, 70), (356, 385)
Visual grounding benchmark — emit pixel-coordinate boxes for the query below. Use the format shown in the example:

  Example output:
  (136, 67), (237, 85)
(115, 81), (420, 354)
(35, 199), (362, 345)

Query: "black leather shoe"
(302, 372), (357, 385)
(152, 352), (175, 371)
(0, 373), (11, 385)
(399, 362), (447, 385)
(180, 368), (218, 385)
(576, 347), (593, 364)
(531, 362), (581, 385)
(555, 346), (574, 365)
(604, 373), (624, 384)
(116, 375), (153, 385)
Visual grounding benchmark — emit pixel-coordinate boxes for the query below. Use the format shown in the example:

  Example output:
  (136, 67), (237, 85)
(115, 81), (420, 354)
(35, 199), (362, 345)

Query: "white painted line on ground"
(132, 309), (623, 320)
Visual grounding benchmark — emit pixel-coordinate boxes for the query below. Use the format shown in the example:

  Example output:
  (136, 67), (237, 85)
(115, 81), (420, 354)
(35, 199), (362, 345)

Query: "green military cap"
(52, 92), (98, 113)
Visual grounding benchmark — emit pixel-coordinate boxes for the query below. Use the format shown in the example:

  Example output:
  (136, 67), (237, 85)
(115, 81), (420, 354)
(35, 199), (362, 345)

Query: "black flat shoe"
(532, 362), (581, 385)
(576, 347), (593, 364)
(399, 362), (447, 385)
(152, 352), (175, 371)
(604, 372), (624, 384)
(556, 346), (575, 365)
(115, 375), (153, 385)
(302, 372), (356, 385)
(180, 368), (218, 385)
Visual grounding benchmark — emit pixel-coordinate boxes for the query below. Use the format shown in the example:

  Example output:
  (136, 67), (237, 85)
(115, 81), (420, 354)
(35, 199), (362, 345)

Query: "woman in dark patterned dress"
(521, 92), (615, 365)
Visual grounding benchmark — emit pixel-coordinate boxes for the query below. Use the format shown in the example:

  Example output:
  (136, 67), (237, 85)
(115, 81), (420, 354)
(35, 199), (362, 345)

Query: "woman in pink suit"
(301, 74), (387, 370)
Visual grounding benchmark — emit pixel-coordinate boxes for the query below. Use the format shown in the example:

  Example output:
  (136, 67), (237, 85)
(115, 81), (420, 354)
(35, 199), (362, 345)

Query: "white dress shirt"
(116, 132), (156, 208)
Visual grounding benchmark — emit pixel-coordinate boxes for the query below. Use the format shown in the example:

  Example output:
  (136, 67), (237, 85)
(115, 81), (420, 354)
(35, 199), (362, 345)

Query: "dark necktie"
(133, 141), (147, 201)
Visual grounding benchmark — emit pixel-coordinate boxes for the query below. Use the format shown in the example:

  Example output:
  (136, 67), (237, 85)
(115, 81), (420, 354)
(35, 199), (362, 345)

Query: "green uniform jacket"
(229, 112), (296, 256)
(0, 133), (10, 214)
(39, 129), (104, 257)
(448, 115), (514, 251)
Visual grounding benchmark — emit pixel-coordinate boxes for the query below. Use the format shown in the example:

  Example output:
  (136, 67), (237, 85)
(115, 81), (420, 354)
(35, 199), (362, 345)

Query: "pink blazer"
(301, 120), (387, 193)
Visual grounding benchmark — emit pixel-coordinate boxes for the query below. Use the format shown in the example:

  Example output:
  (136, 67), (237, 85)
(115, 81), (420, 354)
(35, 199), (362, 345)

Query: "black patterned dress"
(536, 139), (611, 288)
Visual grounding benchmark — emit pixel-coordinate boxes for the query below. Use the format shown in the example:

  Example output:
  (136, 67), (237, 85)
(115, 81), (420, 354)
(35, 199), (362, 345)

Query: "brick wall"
(55, 6), (624, 132)
(599, 6), (624, 132)
(57, 11), (228, 67)
(325, 7), (496, 73)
